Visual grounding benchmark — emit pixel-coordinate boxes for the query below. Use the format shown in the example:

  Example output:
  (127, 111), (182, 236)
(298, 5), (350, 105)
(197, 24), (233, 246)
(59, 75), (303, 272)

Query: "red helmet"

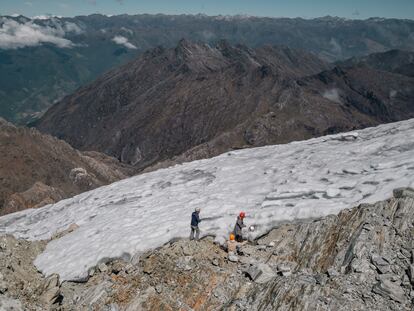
(239, 212), (246, 218)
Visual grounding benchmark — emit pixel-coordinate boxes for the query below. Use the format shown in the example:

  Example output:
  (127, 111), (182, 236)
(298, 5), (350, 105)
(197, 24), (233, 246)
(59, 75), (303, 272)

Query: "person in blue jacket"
(190, 207), (201, 240)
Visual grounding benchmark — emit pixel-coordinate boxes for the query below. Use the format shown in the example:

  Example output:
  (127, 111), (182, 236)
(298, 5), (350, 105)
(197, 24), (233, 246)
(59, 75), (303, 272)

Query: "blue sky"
(1, 0), (413, 19)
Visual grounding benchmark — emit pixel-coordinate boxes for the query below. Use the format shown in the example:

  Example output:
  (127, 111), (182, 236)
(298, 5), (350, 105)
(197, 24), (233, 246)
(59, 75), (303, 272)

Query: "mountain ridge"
(35, 41), (414, 170)
(1, 13), (413, 123)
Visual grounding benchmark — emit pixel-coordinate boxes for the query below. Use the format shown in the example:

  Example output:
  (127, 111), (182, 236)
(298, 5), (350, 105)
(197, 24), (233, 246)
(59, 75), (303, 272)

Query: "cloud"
(32, 15), (63, 20)
(120, 27), (133, 35)
(25, 1), (33, 6)
(329, 38), (342, 55)
(112, 35), (137, 49)
(115, 0), (124, 4)
(0, 18), (74, 49)
(64, 22), (83, 34)
(322, 88), (342, 104)
(87, 0), (97, 5)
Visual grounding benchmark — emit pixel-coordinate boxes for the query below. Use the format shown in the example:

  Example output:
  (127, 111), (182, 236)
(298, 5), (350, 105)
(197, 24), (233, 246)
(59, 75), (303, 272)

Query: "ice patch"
(0, 119), (414, 281)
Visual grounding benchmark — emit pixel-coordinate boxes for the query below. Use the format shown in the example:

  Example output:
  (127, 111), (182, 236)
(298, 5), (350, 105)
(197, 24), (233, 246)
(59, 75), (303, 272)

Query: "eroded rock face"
(1, 188), (414, 310)
(4, 182), (65, 213)
(0, 120), (134, 215)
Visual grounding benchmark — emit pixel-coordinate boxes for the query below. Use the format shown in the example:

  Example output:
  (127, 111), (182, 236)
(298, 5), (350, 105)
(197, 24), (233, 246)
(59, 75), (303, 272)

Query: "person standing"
(233, 212), (246, 242)
(190, 207), (201, 240)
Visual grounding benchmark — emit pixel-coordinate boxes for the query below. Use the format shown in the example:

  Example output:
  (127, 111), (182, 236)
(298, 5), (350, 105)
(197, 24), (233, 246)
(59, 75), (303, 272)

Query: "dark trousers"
(235, 234), (243, 242)
(190, 226), (200, 240)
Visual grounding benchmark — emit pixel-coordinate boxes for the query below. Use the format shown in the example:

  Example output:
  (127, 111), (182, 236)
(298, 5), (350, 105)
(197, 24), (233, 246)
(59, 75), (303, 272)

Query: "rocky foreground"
(1, 188), (414, 310)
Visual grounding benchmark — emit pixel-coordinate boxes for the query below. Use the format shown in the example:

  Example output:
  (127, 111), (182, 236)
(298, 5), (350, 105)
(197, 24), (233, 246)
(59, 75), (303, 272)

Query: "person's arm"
(197, 213), (201, 223)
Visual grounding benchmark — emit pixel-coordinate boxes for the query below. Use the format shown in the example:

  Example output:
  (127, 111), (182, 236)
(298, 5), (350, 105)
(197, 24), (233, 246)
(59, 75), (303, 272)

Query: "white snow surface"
(1, 119), (414, 281)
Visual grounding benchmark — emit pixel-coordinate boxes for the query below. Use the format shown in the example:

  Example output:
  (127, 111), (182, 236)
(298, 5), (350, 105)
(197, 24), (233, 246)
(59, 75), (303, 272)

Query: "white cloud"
(323, 88), (342, 104)
(112, 35), (137, 49)
(0, 18), (74, 49)
(120, 27), (133, 35)
(64, 22), (83, 34)
(32, 15), (63, 20)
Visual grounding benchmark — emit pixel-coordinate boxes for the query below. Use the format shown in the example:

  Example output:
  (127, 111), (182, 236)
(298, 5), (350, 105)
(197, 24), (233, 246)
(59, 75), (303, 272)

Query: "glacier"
(0, 119), (414, 281)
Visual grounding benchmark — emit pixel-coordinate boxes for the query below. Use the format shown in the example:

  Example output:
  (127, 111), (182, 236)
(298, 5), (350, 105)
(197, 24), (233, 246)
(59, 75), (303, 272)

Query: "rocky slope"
(35, 41), (414, 170)
(338, 49), (414, 77)
(1, 188), (413, 310)
(2, 14), (414, 123)
(0, 118), (134, 215)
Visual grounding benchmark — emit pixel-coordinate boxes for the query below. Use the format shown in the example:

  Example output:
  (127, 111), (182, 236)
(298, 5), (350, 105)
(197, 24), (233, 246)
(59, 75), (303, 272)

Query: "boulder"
(228, 253), (239, 263)
(277, 263), (293, 277)
(40, 274), (60, 305)
(372, 278), (406, 303)
(407, 265), (414, 285)
(393, 187), (414, 199)
(211, 258), (219, 266)
(111, 261), (124, 274)
(98, 263), (108, 273)
(245, 263), (275, 283)
(371, 254), (391, 274)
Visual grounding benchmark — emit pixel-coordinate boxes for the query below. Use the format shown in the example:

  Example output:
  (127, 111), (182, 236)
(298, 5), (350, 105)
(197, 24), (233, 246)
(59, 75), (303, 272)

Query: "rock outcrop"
(0, 118), (134, 215)
(1, 188), (413, 310)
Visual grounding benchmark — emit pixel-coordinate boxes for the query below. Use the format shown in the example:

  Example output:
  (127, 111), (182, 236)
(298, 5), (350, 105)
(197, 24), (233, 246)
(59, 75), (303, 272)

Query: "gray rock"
(408, 265), (414, 285)
(176, 256), (193, 271)
(277, 263), (292, 277)
(315, 274), (328, 285)
(89, 267), (96, 277)
(0, 279), (7, 294)
(351, 258), (374, 274)
(98, 263), (108, 273)
(211, 258), (219, 266)
(41, 274), (60, 304)
(245, 263), (275, 283)
(371, 254), (391, 274)
(393, 187), (414, 199)
(228, 253), (239, 263)
(372, 278), (406, 303)
(245, 265), (262, 281)
(111, 261), (124, 274)
(327, 268), (339, 278)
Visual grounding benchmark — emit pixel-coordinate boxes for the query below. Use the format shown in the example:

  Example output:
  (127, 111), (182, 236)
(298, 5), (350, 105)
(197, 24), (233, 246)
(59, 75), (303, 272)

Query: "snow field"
(0, 119), (413, 281)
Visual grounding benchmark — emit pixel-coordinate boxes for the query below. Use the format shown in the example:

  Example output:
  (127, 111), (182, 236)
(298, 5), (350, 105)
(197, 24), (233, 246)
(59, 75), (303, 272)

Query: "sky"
(0, 0), (413, 20)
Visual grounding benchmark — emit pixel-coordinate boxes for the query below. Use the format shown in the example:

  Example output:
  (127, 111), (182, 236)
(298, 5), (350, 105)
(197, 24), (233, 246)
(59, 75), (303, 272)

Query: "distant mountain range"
(1, 14), (414, 123)
(34, 40), (414, 171)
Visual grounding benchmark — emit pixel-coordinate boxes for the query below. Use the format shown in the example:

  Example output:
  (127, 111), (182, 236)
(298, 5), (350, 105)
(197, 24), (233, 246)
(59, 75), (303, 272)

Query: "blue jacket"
(191, 211), (200, 227)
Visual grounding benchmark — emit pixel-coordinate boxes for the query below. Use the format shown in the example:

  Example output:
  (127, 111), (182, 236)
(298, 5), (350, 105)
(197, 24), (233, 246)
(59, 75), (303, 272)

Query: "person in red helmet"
(233, 212), (246, 242)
